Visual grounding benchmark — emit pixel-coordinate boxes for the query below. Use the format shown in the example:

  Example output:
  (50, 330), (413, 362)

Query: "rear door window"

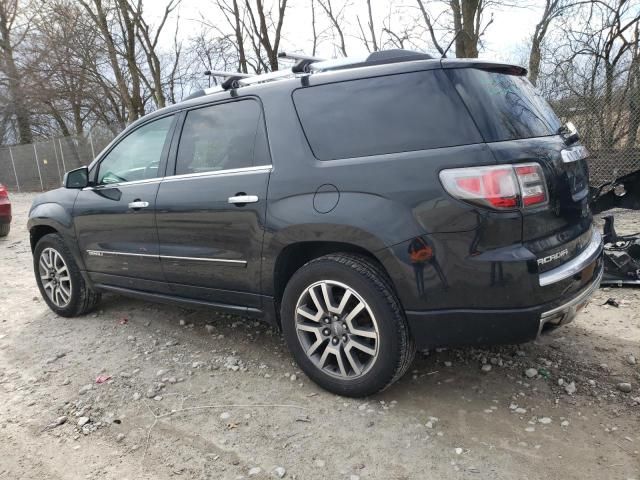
(175, 99), (268, 175)
(446, 68), (562, 142)
(292, 70), (482, 160)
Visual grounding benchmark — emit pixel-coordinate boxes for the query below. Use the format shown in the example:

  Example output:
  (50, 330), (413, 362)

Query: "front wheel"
(281, 254), (415, 397)
(33, 233), (101, 317)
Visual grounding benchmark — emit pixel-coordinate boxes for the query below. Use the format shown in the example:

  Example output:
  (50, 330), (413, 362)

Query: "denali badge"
(537, 249), (569, 265)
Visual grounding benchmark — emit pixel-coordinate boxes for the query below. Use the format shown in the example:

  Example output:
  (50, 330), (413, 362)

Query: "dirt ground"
(1, 192), (639, 480)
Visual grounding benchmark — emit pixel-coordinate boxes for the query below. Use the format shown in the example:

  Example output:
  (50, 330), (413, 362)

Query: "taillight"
(439, 163), (548, 210)
(0, 185), (8, 199)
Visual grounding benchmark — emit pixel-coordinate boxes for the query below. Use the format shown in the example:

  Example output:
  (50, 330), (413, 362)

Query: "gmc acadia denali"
(28, 50), (603, 397)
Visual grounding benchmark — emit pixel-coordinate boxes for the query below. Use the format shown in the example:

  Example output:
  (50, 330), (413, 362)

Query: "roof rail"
(278, 52), (326, 62)
(205, 70), (255, 89)
(192, 49), (434, 97)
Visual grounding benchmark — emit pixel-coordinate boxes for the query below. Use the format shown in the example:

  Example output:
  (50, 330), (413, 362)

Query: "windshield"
(447, 68), (561, 142)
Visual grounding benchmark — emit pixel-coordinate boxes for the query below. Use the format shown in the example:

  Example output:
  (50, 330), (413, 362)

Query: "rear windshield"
(446, 68), (561, 142)
(292, 70), (482, 160)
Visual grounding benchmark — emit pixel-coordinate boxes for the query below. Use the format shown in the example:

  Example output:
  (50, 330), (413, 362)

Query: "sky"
(145, 0), (544, 66)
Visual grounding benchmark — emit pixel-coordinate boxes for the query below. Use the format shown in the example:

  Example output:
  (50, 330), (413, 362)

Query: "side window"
(175, 99), (266, 175)
(97, 115), (174, 184)
(292, 70), (482, 160)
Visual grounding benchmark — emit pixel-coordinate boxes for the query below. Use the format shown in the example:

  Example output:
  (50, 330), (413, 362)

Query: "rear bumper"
(405, 256), (603, 349)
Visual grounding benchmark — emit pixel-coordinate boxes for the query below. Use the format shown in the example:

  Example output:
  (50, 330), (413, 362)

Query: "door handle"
(128, 200), (149, 210)
(228, 195), (259, 205)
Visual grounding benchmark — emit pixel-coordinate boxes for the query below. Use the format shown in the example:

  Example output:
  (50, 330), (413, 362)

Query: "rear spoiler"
(440, 59), (527, 76)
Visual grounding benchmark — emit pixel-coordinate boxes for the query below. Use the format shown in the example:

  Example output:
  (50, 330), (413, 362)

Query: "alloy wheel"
(38, 247), (72, 308)
(294, 280), (379, 379)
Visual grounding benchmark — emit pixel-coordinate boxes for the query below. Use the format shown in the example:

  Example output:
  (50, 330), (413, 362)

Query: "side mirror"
(63, 166), (89, 189)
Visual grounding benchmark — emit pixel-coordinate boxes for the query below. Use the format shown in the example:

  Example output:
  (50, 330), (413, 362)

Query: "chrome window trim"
(83, 177), (164, 191)
(81, 165), (272, 190)
(86, 249), (247, 266)
(538, 229), (603, 286)
(163, 165), (272, 182)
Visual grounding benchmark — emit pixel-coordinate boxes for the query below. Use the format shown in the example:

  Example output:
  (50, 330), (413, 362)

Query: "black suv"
(28, 50), (603, 397)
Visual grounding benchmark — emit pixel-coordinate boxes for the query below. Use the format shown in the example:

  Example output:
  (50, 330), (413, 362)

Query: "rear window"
(292, 70), (482, 160)
(447, 68), (561, 142)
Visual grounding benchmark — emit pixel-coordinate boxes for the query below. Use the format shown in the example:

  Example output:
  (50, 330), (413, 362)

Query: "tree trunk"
(0, 1), (33, 144)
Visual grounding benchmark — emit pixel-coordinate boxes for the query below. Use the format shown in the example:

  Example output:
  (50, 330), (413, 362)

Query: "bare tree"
(244, 0), (288, 71)
(130, 0), (182, 109)
(528, 0), (587, 85)
(356, 0), (378, 52)
(317, 0), (349, 57)
(415, 0), (446, 55)
(0, 0), (33, 143)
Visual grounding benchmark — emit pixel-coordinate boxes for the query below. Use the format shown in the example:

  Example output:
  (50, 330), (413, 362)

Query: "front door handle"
(128, 200), (149, 210)
(228, 195), (259, 205)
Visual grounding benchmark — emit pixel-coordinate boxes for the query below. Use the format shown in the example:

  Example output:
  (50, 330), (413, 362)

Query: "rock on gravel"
(46, 416), (67, 430)
(481, 365), (492, 373)
(627, 354), (637, 366)
(273, 466), (286, 478)
(248, 467), (262, 476)
(524, 368), (538, 378)
(564, 381), (577, 395)
(220, 412), (231, 420)
(77, 417), (90, 427)
(617, 382), (632, 393)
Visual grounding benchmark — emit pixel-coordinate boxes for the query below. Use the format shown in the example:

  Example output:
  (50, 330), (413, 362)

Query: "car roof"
(129, 54), (526, 129)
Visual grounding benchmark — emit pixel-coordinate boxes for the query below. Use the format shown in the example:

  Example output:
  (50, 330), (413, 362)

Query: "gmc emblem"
(537, 249), (569, 265)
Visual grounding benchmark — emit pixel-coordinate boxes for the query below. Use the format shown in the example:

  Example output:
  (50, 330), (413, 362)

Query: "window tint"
(446, 68), (562, 142)
(175, 99), (267, 175)
(292, 70), (482, 160)
(97, 115), (173, 184)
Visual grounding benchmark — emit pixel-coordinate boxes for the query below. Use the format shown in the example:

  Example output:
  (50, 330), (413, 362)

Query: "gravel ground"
(1, 192), (639, 480)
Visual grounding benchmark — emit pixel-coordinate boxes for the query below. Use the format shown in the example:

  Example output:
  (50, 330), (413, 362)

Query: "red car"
(0, 184), (11, 237)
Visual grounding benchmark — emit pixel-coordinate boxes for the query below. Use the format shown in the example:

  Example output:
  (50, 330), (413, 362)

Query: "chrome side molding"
(86, 249), (246, 266)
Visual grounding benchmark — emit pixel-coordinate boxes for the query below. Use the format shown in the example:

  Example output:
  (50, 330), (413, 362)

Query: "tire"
(281, 253), (415, 397)
(33, 233), (101, 317)
(0, 223), (9, 237)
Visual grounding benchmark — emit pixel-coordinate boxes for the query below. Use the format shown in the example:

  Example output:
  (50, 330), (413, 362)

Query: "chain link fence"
(1, 92), (640, 192)
(551, 88), (640, 187)
(0, 128), (116, 192)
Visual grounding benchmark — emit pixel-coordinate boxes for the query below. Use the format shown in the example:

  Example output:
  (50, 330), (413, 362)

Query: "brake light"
(0, 185), (8, 199)
(439, 163), (547, 210)
(514, 164), (547, 207)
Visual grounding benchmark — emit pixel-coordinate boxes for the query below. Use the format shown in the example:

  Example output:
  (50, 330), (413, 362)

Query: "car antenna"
(442, 30), (473, 58)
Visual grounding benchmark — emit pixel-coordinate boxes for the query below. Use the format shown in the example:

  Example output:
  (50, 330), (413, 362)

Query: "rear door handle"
(228, 195), (259, 205)
(128, 200), (149, 209)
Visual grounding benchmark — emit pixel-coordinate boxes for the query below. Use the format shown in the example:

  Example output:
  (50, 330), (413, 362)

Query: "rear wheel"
(33, 233), (101, 317)
(0, 223), (9, 237)
(281, 253), (415, 397)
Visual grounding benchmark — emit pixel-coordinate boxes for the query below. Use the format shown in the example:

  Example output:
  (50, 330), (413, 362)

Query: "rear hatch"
(445, 64), (593, 273)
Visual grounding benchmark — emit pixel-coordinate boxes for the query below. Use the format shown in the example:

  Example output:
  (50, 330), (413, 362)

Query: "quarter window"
(175, 99), (268, 175)
(97, 115), (174, 184)
(292, 70), (482, 160)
